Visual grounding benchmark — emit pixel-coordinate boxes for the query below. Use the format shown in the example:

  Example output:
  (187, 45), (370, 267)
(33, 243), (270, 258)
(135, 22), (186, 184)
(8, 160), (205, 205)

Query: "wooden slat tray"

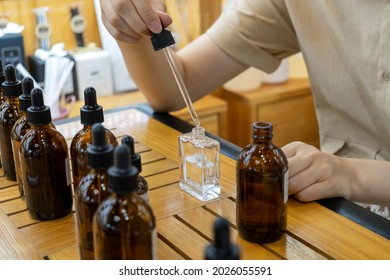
(1, 107), (389, 260)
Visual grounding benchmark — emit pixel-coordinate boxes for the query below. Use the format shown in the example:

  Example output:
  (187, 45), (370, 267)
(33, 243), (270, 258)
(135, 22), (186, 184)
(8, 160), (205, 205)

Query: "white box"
(93, 0), (137, 92)
(73, 50), (114, 100)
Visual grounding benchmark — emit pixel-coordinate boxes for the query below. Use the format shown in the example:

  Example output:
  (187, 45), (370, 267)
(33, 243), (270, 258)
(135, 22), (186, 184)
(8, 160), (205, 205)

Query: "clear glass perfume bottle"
(151, 28), (220, 202)
(179, 126), (220, 202)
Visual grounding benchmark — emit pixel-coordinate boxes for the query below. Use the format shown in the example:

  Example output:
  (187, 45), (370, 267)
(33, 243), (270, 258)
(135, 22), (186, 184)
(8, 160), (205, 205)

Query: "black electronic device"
(0, 33), (26, 79)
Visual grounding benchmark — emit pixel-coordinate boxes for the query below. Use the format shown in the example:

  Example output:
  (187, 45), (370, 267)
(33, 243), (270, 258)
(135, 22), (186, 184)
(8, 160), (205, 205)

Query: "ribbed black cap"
(121, 135), (142, 173)
(27, 88), (52, 125)
(80, 87), (104, 125)
(205, 217), (240, 260)
(19, 77), (34, 112)
(2, 64), (22, 97)
(151, 29), (175, 51)
(87, 123), (114, 169)
(108, 144), (139, 194)
(0, 58), (5, 84)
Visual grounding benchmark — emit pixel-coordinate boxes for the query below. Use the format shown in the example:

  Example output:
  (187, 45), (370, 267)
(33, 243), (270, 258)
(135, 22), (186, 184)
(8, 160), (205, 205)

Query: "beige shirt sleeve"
(207, 0), (300, 73)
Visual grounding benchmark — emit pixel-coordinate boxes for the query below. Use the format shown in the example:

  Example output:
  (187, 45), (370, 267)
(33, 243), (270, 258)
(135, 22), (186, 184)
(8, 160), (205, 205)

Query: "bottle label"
(140, 191), (149, 203)
(284, 170), (289, 203)
(65, 157), (71, 187)
(152, 228), (157, 260)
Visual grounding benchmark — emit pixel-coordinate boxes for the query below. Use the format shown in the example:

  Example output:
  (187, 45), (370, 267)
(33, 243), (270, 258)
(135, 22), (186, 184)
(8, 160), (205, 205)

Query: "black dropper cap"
(121, 135), (142, 173)
(19, 77), (34, 112)
(151, 29), (175, 51)
(108, 144), (139, 194)
(0, 58), (5, 85)
(27, 88), (52, 125)
(2, 64), (22, 98)
(205, 217), (240, 260)
(87, 123), (114, 169)
(80, 87), (104, 125)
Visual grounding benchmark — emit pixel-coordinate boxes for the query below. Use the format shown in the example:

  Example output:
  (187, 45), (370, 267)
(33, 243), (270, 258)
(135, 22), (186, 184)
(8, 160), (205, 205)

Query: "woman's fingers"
(99, 0), (172, 43)
(283, 141), (342, 202)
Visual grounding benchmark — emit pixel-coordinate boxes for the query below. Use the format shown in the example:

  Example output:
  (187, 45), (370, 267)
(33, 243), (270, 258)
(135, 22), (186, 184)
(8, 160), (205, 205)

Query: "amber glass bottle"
(20, 88), (73, 220)
(70, 87), (117, 191)
(75, 123), (114, 260)
(11, 77), (34, 197)
(236, 122), (288, 244)
(11, 78), (56, 197)
(121, 135), (149, 202)
(0, 58), (5, 168)
(0, 58), (5, 110)
(0, 64), (22, 181)
(93, 144), (156, 260)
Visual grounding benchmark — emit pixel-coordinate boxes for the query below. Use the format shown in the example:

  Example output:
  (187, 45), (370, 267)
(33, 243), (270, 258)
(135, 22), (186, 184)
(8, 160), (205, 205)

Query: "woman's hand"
(282, 141), (353, 202)
(99, 0), (173, 43)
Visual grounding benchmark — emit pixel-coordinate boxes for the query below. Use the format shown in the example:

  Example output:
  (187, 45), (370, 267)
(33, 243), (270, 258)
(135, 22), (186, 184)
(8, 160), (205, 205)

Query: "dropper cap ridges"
(108, 144), (139, 194)
(2, 64), (22, 97)
(205, 217), (240, 260)
(80, 87), (104, 125)
(27, 88), (52, 125)
(19, 77), (34, 112)
(151, 29), (175, 51)
(121, 135), (142, 173)
(87, 123), (114, 169)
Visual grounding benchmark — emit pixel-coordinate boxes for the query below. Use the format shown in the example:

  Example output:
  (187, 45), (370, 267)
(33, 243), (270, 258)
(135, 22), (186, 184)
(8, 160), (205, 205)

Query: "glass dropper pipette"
(151, 29), (200, 127)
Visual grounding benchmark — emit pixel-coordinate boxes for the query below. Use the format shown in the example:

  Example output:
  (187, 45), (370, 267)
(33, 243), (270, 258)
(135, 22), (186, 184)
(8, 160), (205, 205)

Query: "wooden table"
(215, 78), (320, 148)
(1, 104), (389, 260)
(66, 90), (228, 138)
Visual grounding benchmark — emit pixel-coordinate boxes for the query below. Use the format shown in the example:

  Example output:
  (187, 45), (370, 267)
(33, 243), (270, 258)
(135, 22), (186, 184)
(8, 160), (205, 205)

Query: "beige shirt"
(208, 0), (390, 217)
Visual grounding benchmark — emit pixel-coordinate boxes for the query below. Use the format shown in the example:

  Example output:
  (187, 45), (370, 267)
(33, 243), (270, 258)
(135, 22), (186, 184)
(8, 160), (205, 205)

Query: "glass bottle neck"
(251, 122), (273, 144)
(191, 126), (206, 139)
(110, 191), (137, 202)
(30, 123), (53, 130)
(91, 168), (109, 174)
(19, 111), (27, 118)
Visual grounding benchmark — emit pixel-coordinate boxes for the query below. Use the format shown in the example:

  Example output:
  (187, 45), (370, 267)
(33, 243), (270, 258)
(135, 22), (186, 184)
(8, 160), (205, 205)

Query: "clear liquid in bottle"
(179, 126), (220, 202)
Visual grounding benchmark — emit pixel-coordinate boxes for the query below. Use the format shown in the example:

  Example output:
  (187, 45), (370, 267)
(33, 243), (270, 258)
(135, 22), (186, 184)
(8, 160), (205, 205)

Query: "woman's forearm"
(117, 38), (186, 112)
(348, 158), (390, 205)
(117, 34), (247, 112)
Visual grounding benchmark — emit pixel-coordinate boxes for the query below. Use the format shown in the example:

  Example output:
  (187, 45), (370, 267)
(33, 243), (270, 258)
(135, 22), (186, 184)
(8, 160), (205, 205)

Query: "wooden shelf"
(214, 78), (319, 148)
